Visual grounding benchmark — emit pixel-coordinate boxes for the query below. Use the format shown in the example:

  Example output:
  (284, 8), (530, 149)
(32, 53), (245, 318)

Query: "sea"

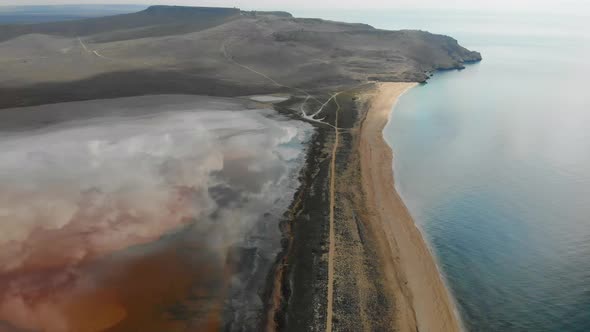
(292, 8), (590, 332)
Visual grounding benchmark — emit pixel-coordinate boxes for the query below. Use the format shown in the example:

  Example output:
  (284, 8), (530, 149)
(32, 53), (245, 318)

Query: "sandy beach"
(358, 82), (462, 332)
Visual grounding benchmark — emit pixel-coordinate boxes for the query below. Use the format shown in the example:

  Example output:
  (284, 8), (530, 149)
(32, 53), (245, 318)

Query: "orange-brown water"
(0, 96), (312, 332)
(0, 230), (228, 332)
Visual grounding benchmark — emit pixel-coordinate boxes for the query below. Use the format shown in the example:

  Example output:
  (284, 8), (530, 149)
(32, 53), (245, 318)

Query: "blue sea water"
(293, 9), (590, 331)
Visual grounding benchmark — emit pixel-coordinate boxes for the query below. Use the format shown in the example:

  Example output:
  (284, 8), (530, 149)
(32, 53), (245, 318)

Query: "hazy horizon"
(0, 1), (588, 331)
(0, 0), (587, 15)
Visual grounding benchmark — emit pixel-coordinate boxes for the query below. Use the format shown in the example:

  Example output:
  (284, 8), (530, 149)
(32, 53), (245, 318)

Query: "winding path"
(221, 40), (333, 126)
(326, 95), (340, 332)
(77, 37), (90, 53)
(222, 38), (345, 332)
(77, 37), (118, 61)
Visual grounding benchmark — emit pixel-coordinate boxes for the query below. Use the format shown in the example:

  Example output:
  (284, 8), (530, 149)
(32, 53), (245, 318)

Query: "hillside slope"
(0, 6), (481, 108)
(0, 6), (241, 42)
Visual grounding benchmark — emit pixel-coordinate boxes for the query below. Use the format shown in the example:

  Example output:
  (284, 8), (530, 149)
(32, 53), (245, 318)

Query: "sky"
(0, 0), (586, 12)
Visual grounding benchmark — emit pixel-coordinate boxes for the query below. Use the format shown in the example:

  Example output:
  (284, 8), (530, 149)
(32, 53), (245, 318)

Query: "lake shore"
(358, 82), (462, 332)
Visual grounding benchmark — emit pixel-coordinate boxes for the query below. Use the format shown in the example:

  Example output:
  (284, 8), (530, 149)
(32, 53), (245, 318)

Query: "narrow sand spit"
(358, 82), (462, 332)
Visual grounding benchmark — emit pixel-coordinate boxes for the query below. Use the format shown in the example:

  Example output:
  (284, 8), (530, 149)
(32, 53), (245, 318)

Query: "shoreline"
(0, 82), (467, 331)
(358, 82), (462, 331)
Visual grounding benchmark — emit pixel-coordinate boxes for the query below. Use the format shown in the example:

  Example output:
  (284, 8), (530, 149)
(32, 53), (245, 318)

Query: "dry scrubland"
(0, 6), (481, 332)
(0, 6), (480, 109)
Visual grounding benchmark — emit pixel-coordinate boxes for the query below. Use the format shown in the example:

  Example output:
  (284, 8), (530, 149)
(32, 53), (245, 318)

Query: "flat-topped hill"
(0, 5), (481, 108)
(0, 6), (241, 43)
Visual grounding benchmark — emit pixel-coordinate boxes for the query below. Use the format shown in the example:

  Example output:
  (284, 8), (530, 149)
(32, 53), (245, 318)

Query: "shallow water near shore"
(385, 11), (590, 332)
(294, 8), (590, 332)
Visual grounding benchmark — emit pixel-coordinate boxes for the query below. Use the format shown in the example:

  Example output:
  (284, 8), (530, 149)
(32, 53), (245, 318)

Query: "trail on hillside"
(325, 95), (340, 332)
(222, 39), (348, 332)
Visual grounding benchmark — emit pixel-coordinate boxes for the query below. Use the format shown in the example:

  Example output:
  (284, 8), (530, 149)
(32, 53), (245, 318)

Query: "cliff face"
(0, 6), (481, 108)
(270, 26), (482, 83)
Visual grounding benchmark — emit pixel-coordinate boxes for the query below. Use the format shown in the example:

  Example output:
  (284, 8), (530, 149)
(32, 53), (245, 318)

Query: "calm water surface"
(0, 95), (311, 331)
(294, 9), (590, 332)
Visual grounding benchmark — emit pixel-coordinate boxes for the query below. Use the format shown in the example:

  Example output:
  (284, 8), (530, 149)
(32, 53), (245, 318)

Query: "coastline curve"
(358, 82), (463, 332)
